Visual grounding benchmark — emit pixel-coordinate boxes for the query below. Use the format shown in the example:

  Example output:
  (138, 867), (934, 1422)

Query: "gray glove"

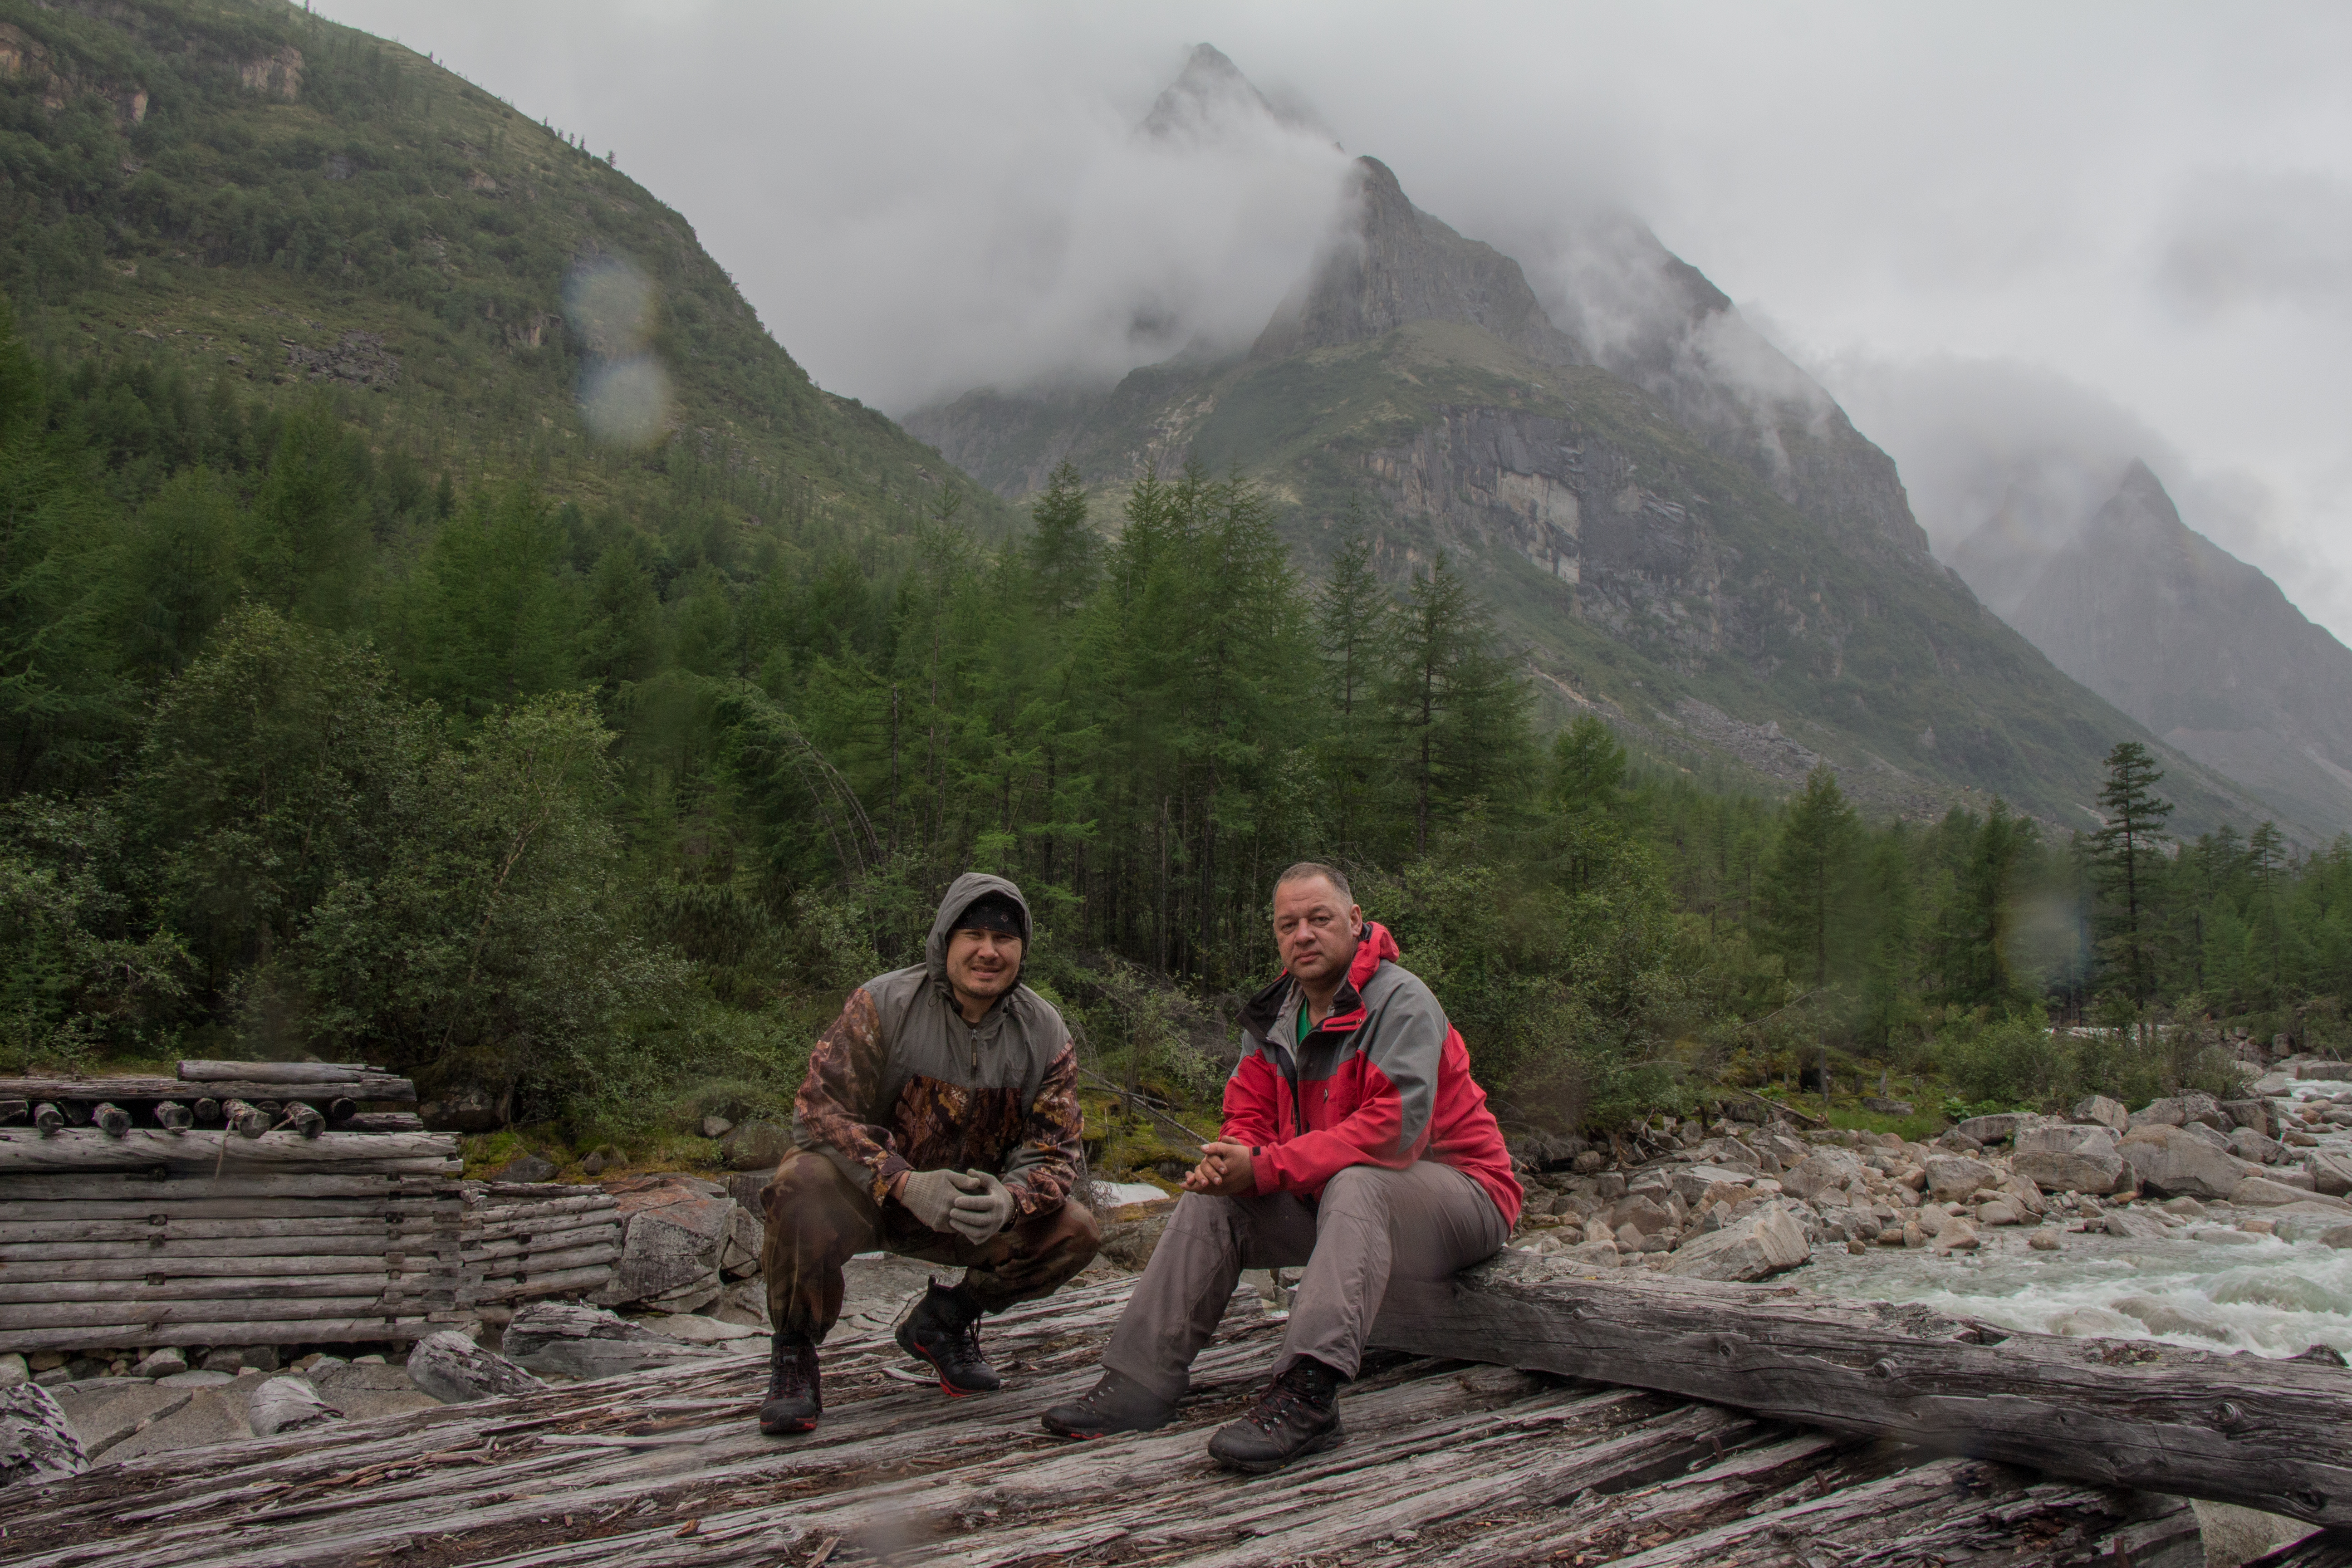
(899, 1167), (981, 1233)
(948, 1168), (1018, 1245)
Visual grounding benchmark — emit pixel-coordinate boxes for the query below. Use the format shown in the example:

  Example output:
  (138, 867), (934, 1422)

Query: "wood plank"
(460, 1225), (622, 1262)
(0, 1171), (454, 1201)
(0, 1197), (459, 1222)
(0, 1126), (454, 1171)
(0, 1215), (460, 1245)
(4, 1292), (451, 1330)
(0, 1073), (416, 1103)
(463, 1261), (620, 1303)
(176, 1059), (388, 1083)
(0, 1314), (439, 1354)
(1371, 1249), (2352, 1527)
(0, 1270), (448, 1304)
(337, 1112), (426, 1133)
(0, 1254), (459, 1284)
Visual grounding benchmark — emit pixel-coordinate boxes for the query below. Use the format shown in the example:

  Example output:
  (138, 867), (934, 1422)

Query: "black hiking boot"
(895, 1277), (1002, 1396)
(757, 1331), (821, 1435)
(1040, 1368), (1177, 1439)
(1206, 1358), (1344, 1473)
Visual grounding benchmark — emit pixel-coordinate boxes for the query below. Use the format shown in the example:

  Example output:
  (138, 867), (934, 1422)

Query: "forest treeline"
(1, 304), (2344, 1139)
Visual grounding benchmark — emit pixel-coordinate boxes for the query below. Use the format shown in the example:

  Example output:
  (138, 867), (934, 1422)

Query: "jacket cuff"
(1251, 1145), (1282, 1196)
(872, 1152), (914, 1204)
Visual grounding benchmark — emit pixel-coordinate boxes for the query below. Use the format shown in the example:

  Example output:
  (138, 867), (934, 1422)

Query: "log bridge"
(0, 1063), (624, 1355)
(7, 1252), (2351, 1565)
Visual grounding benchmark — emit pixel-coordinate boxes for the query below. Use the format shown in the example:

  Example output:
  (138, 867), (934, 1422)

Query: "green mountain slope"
(0, 0), (1003, 540)
(910, 158), (2272, 837)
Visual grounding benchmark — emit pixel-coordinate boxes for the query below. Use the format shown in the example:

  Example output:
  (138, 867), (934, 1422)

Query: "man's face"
(1272, 877), (1361, 988)
(945, 927), (1023, 1004)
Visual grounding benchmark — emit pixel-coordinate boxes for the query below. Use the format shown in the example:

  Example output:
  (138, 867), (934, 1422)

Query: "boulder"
(0, 1356), (22, 1391)
(2298, 1061), (2352, 1080)
(1911, 1204), (1949, 1237)
(1932, 1217), (1982, 1253)
(1666, 1207), (1809, 1282)
(1515, 1132), (1591, 1171)
(1976, 1199), (2022, 1226)
(712, 1278), (771, 1329)
(701, 1115), (734, 1139)
(593, 1174), (739, 1312)
(405, 1332), (544, 1403)
(156, 1370), (233, 1388)
(2121, 1125), (2255, 1200)
(2013, 1123), (2126, 1194)
(247, 1377), (341, 1437)
(420, 1083), (507, 1133)
(1664, 1164), (1756, 1204)
(1607, 1195), (1678, 1237)
(718, 1202), (764, 1281)
(1924, 1155), (2000, 1203)
(1952, 1113), (2035, 1145)
(2070, 1095), (2130, 1132)
(1779, 1150), (1861, 1200)
(50, 1381), (191, 1459)
(2233, 1177), (2345, 1209)
(2129, 1093), (2227, 1132)
(1558, 1238), (1623, 1268)
(2228, 1127), (2285, 1165)
(720, 1120), (792, 1174)
(2308, 1150), (2352, 1197)
(0, 1385), (87, 1487)
(494, 1153), (559, 1183)
(2251, 1072), (2295, 1097)
(2222, 1099), (2281, 1137)
(2104, 1209), (2172, 1240)
(128, 1349), (186, 1380)
(2321, 1225), (2352, 1250)
(2177, 1121), (2234, 1152)
(2028, 1229), (2062, 1250)
(504, 1302), (731, 1381)
(1097, 1196), (1176, 1271)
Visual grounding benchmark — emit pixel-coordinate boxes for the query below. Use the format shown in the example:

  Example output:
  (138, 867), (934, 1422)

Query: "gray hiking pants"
(1101, 1159), (1510, 1402)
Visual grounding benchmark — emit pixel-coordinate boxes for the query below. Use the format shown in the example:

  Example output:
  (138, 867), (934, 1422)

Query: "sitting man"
(1043, 861), (1521, 1471)
(757, 872), (1098, 1434)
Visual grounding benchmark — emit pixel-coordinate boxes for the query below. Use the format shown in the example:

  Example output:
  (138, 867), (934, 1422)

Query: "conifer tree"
(1759, 764), (1863, 989)
(2095, 740), (2173, 1003)
(1312, 510), (1392, 854)
(1384, 551), (1528, 856)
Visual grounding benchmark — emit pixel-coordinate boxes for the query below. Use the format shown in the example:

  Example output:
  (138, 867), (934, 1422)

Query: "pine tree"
(1758, 765), (1863, 990)
(1025, 461), (1097, 624)
(1384, 551), (1529, 856)
(2094, 740), (2173, 1003)
(1312, 511), (1392, 853)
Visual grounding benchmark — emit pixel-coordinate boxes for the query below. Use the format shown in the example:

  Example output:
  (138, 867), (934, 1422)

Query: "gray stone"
(100, 1385), (250, 1464)
(2129, 1093), (2228, 1132)
(156, 1370), (235, 1388)
(2252, 1072), (2295, 1097)
(2321, 1225), (2352, 1250)
(636, 1313), (764, 1345)
(2104, 1209), (2172, 1240)
(2178, 1121), (2234, 1151)
(1932, 1216), (1982, 1252)
(0, 1355), (22, 1390)
(504, 1301), (731, 1381)
(1666, 1206), (1809, 1282)
(0, 1384), (85, 1486)
(593, 1174), (737, 1311)
(1925, 1155), (2000, 1202)
(1663, 1164), (1755, 1204)
(2014, 1123), (2126, 1194)
(495, 1153), (559, 1183)
(404, 1331), (543, 1404)
(1779, 1149), (1861, 1200)
(712, 1279), (771, 1328)
(247, 1377), (341, 1437)
(2222, 1099), (2281, 1137)
(2120, 1124), (2256, 1200)
(719, 1201), (763, 1280)
(701, 1114), (735, 1139)
(1952, 1112), (2036, 1145)
(2298, 1061), (2352, 1080)
(2028, 1229), (2062, 1250)
(2228, 1127), (2285, 1165)
(721, 1119), (792, 1173)
(2070, 1095), (2130, 1132)
(2308, 1150), (2352, 1196)
(129, 1349), (186, 1379)
(54, 1382), (191, 1459)
(2236, 1177), (2347, 1210)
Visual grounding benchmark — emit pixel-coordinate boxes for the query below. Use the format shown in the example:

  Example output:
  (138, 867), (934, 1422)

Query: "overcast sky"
(316, 2), (2352, 639)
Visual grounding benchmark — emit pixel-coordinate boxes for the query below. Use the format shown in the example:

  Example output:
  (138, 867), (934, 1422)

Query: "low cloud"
(2156, 169), (2352, 317)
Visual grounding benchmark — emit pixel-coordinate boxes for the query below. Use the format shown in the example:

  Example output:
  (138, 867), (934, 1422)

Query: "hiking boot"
(757, 1332), (821, 1435)
(1206, 1358), (1344, 1473)
(1040, 1368), (1177, 1439)
(895, 1277), (1002, 1396)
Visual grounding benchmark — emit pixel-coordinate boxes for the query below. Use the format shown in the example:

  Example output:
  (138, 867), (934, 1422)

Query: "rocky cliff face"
(2008, 463), (2352, 833)
(1252, 157), (1584, 368)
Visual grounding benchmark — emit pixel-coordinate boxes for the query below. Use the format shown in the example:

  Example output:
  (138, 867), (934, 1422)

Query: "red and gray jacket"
(1226, 922), (1522, 1227)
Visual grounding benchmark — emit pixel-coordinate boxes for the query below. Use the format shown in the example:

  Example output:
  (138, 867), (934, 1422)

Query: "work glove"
(948, 1168), (1018, 1245)
(899, 1167), (980, 1234)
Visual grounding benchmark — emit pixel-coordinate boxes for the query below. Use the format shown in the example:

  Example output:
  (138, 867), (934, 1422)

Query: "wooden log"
(464, 1241), (621, 1277)
(464, 1192), (619, 1221)
(460, 1225), (622, 1263)
(1371, 1251), (2352, 1526)
(0, 1254), (463, 1285)
(0, 1073), (416, 1104)
(151, 1100), (191, 1131)
(176, 1059), (388, 1083)
(337, 1111), (424, 1132)
(0, 1314), (438, 1353)
(0, 1171), (454, 1201)
(32, 1101), (60, 1134)
(2247, 1533), (2352, 1568)
(4, 1293), (449, 1330)
(464, 1262), (621, 1303)
(192, 1096), (219, 1122)
(0, 1198), (458, 1223)
(0, 1098), (24, 1124)
(0, 1126), (459, 1172)
(0, 1234), (461, 1263)
(278, 1101), (325, 1138)
(0, 1215), (460, 1245)
(90, 1102), (131, 1137)
(0, 1270), (441, 1304)
(324, 1096), (358, 1123)
(220, 1098), (268, 1137)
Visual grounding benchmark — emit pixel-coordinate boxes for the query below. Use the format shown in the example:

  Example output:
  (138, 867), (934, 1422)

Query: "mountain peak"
(1140, 43), (1319, 143)
(1251, 155), (1582, 365)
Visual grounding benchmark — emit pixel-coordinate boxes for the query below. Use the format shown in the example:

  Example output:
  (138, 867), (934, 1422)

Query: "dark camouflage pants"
(760, 1149), (1100, 1339)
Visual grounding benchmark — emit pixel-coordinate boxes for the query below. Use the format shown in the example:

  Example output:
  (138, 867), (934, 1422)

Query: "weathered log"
(150, 1100), (191, 1131)
(5, 1292), (452, 1331)
(0, 1171), (454, 1201)
(1371, 1250), (2352, 1526)
(2247, 1533), (2352, 1568)
(31, 1101), (59, 1135)
(191, 1096), (219, 1122)
(219, 1098), (268, 1137)
(0, 1269), (448, 1304)
(461, 1221), (623, 1258)
(0, 1313), (441, 1353)
(337, 1110), (424, 1132)
(0, 1126), (460, 1172)
(324, 1096), (358, 1123)
(0, 1073), (416, 1104)
(404, 1329), (544, 1402)
(0, 1098), (24, 1124)
(0, 1214), (460, 1245)
(0, 1254), (462, 1286)
(278, 1101), (325, 1138)
(1, 1198), (458, 1225)
(89, 1102), (131, 1137)
(464, 1192), (619, 1220)
(176, 1059), (387, 1083)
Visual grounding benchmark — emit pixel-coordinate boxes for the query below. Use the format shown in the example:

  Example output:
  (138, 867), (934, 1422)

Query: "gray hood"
(925, 872), (1034, 986)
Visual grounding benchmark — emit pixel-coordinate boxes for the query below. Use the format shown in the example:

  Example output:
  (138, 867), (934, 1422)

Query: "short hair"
(1275, 861), (1353, 906)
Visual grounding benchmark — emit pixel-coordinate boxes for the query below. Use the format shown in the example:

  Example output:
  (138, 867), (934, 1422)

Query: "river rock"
(1932, 1217), (1981, 1253)
(1608, 1194), (1677, 1237)
(1664, 1164), (1755, 1204)
(721, 1120), (792, 1173)
(1779, 1149), (1861, 1199)
(0, 1356), (23, 1391)
(247, 1377), (341, 1437)
(129, 1349), (186, 1379)
(701, 1114), (734, 1139)
(2228, 1127), (2285, 1165)
(0, 1384), (86, 1487)
(2119, 1125), (2253, 1200)
(2223, 1099), (2281, 1137)
(1665, 1207), (1808, 1282)
(2298, 1061), (2352, 1080)
(503, 1302), (731, 1381)
(2014, 1123), (2126, 1194)
(2104, 1209), (2172, 1240)
(1975, 1199), (2021, 1226)
(2070, 1095), (2130, 1132)
(1952, 1113), (2036, 1145)
(1925, 1155), (1999, 1202)
(405, 1332), (544, 1403)
(593, 1174), (739, 1313)
(2307, 1150), (2352, 1196)
(2028, 1229), (2062, 1250)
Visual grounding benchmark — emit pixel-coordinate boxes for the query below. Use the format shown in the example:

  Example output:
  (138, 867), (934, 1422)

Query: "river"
(1797, 1077), (2352, 1359)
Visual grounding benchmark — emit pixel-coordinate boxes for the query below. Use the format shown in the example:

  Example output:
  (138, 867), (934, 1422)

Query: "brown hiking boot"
(757, 1332), (821, 1434)
(1206, 1358), (1344, 1473)
(1040, 1369), (1176, 1439)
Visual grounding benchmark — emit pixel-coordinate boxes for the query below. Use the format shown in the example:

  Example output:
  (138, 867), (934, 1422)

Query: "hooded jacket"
(1228, 921), (1521, 1226)
(791, 873), (1083, 1217)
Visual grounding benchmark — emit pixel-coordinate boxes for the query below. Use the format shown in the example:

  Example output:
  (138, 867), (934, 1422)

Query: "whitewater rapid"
(1798, 1078), (2352, 1359)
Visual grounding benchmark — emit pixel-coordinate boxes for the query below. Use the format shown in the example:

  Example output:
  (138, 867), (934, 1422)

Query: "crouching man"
(1043, 862), (1522, 1471)
(757, 872), (1099, 1434)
